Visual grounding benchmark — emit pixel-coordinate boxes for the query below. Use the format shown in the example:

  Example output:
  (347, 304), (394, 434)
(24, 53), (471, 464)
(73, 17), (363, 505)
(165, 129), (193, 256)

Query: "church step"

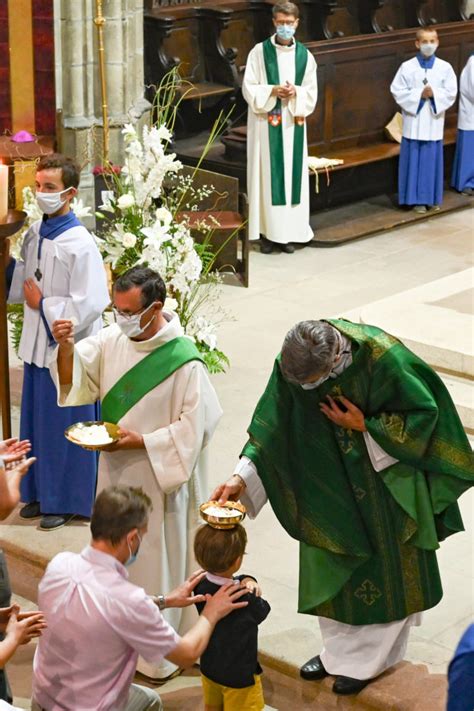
(437, 372), (474, 434)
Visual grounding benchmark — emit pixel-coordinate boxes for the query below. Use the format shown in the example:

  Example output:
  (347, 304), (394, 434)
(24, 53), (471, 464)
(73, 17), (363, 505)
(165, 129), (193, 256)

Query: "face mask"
(301, 374), (328, 390)
(36, 188), (70, 215)
(276, 25), (295, 41)
(125, 532), (142, 567)
(114, 302), (156, 338)
(420, 42), (437, 57)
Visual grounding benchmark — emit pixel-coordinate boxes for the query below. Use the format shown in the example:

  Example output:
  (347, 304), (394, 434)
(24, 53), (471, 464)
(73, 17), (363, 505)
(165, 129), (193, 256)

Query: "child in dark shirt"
(193, 522), (270, 711)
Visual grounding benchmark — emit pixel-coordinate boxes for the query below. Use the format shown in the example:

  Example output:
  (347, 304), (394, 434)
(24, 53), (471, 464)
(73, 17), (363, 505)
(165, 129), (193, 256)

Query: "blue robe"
(8, 212), (99, 516)
(451, 129), (474, 192)
(447, 624), (474, 711)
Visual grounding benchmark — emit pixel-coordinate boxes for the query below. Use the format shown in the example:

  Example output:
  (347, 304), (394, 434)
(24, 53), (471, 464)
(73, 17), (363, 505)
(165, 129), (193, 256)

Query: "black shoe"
(259, 237), (274, 254)
(300, 655), (328, 681)
(19, 502), (42, 519)
(40, 514), (76, 531)
(279, 243), (295, 254)
(333, 676), (370, 695)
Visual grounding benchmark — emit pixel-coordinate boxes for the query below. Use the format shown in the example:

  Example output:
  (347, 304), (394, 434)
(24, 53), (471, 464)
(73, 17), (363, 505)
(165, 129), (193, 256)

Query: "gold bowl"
(64, 421), (120, 450)
(199, 500), (246, 529)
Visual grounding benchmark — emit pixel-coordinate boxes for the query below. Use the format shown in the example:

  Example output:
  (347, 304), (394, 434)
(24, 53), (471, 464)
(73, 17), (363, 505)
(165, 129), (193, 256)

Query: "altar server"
(6, 154), (109, 530)
(451, 55), (474, 195)
(391, 29), (457, 213)
(50, 266), (223, 681)
(243, 1), (317, 254)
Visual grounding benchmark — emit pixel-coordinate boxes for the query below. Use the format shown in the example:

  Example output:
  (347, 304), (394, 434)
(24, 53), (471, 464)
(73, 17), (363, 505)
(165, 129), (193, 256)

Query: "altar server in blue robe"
(6, 154), (109, 530)
(451, 55), (474, 196)
(391, 29), (457, 214)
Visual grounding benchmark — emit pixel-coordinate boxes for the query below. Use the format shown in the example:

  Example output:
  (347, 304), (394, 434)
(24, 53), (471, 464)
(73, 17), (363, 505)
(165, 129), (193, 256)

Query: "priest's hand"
(211, 474), (246, 505)
(52, 319), (75, 351)
(104, 428), (144, 451)
(320, 395), (367, 432)
(161, 570), (208, 609)
(421, 85), (434, 99)
(284, 81), (296, 98)
(23, 278), (42, 310)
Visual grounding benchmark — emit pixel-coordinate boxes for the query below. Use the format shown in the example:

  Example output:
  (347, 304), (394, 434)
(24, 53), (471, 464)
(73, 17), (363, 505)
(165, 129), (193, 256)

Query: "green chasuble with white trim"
(263, 38), (308, 206)
(242, 320), (473, 625)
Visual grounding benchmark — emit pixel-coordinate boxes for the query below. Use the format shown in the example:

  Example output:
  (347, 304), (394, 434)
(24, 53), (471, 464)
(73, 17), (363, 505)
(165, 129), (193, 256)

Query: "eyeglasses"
(275, 20), (296, 26)
(113, 302), (154, 320)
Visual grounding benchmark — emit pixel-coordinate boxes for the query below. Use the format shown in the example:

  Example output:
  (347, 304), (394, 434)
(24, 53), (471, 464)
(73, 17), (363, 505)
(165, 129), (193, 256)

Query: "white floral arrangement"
(94, 120), (231, 373)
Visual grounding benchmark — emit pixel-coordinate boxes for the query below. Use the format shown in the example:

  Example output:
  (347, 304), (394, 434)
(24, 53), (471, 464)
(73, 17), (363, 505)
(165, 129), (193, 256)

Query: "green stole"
(101, 336), (204, 424)
(263, 38), (308, 206)
(242, 319), (473, 624)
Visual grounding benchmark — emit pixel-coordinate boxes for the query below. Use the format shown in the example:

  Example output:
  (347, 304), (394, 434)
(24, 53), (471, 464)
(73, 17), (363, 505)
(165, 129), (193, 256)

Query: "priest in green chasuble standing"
(213, 320), (473, 696)
(243, 2), (317, 255)
(50, 266), (223, 681)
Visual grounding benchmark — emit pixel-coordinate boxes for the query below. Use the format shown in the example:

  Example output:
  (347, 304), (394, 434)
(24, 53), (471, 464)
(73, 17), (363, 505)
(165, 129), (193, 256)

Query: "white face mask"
(114, 302), (156, 339)
(419, 42), (437, 57)
(36, 188), (70, 215)
(301, 374), (329, 390)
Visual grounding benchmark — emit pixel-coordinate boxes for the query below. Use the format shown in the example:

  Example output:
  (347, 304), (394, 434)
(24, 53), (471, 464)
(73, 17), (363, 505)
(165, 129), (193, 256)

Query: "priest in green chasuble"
(212, 320), (473, 695)
(243, 2), (317, 255)
(51, 267), (223, 680)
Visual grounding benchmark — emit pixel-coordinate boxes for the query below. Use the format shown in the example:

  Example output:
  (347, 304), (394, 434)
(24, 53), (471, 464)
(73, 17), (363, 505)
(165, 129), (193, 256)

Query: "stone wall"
(55, 0), (150, 220)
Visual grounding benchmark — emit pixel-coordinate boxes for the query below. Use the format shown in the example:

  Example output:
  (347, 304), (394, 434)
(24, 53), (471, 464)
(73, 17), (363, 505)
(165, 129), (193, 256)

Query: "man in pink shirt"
(31, 486), (248, 711)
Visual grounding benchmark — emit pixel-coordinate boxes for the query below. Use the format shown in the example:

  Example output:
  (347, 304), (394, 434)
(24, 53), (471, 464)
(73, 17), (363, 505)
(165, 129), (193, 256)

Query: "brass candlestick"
(94, 0), (110, 164)
(0, 210), (26, 439)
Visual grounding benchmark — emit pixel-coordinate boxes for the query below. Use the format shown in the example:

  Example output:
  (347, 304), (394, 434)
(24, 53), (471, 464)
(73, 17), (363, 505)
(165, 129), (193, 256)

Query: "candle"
(0, 163), (8, 222)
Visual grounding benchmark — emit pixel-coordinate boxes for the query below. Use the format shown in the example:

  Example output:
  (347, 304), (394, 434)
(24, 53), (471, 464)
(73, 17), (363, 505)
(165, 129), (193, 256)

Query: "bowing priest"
(212, 319), (473, 696)
(51, 266), (223, 681)
(451, 54), (474, 196)
(391, 28), (457, 214)
(6, 154), (109, 531)
(243, 2), (317, 255)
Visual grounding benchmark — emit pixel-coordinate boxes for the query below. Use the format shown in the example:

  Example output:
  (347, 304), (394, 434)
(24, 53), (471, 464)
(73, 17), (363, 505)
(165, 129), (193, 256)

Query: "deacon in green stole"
(50, 266), (223, 681)
(212, 319), (473, 694)
(242, 2), (317, 252)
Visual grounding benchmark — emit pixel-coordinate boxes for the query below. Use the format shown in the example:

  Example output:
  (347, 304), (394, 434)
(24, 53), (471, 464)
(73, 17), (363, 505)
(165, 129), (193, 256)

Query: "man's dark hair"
(36, 153), (81, 189)
(113, 266), (166, 307)
(272, 2), (299, 18)
(194, 524), (247, 574)
(91, 486), (152, 545)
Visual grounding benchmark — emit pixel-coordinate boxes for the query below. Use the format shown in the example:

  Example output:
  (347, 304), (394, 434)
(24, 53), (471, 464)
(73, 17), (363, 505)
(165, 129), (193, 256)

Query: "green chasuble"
(102, 336), (204, 424)
(242, 320), (473, 625)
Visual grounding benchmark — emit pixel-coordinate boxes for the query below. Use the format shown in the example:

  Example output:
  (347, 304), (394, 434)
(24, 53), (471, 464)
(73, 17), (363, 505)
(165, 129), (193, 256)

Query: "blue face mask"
(276, 25), (296, 41)
(125, 532), (142, 567)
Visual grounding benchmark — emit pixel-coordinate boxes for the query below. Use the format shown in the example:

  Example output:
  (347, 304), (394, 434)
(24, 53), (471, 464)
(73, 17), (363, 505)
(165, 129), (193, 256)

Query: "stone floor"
(2, 206), (473, 709)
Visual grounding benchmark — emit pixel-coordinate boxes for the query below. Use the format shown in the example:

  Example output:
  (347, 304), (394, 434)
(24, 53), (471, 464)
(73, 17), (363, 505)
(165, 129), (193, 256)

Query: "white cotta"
(243, 35), (318, 244)
(390, 56), (457, 141)
(458, 55), (474, 131)
(8, 221), (109, 367)
(50, 312), (223, 678)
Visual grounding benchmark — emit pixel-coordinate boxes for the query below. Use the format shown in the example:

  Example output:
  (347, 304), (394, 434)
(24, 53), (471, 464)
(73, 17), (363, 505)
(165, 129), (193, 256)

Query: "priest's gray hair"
(280, 320), (339, 384)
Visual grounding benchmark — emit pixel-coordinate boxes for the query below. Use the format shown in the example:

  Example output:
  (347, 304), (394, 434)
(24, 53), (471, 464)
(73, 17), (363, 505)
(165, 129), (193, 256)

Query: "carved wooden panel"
(360, 0), (410, 32)
(325, 0), (361, 37)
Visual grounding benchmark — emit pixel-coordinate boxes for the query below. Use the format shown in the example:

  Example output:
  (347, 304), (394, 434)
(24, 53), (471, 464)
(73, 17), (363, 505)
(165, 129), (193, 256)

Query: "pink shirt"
(32, 546), (180, 711)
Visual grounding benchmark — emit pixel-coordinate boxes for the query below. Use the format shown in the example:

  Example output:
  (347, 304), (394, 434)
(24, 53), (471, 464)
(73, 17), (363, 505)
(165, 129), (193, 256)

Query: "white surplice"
(50, 312), (223, 677)
(458, 55), (474, 131)
(8, 220), (109, 368)
(243, 35), (317, 245)
(234, 335), (422, 681)
(390, 56), (457, 141)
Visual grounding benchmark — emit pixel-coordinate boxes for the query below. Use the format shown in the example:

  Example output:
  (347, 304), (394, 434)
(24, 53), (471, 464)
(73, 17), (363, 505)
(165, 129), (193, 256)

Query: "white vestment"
(51, 312), (223, 677)
(235, 336), (422, 680)
(8, 220), (109, 367)
(390, 56), (457, 140)
(458, 55), (474, 131)
(243, 35), (318, 244)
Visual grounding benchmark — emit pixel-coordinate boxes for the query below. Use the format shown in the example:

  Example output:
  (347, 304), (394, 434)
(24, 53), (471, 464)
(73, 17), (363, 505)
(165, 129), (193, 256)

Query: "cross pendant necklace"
(35, 267), (42, 281)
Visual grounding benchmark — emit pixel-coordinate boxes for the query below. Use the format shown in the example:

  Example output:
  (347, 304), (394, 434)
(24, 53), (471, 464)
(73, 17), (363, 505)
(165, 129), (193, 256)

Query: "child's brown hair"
(194, 523), (247, 574)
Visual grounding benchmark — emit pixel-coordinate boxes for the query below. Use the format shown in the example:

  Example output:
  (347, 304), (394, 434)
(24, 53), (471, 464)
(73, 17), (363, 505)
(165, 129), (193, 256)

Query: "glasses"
(113, 302), (154, 320)
(275, 20), (296, 26)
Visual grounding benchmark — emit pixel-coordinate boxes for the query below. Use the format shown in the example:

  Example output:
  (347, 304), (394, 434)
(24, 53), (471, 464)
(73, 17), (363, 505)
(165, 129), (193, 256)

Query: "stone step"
(438, 372), (474, 433)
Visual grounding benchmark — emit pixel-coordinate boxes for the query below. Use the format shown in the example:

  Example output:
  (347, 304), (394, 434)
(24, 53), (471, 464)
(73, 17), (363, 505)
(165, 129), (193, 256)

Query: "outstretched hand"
(0, 438), (31, 465)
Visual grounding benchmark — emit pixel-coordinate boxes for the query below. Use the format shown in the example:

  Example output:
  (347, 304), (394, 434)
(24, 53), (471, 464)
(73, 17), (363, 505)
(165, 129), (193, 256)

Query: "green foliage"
(7, 304), (24, 357)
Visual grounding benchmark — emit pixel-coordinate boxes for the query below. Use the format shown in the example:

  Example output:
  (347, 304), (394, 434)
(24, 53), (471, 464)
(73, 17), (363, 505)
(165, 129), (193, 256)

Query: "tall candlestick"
(0, 163), (8, 222)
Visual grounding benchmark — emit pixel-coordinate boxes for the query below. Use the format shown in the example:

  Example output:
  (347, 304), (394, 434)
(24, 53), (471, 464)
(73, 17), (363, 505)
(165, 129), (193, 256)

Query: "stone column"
(54, 0), (150, 216)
